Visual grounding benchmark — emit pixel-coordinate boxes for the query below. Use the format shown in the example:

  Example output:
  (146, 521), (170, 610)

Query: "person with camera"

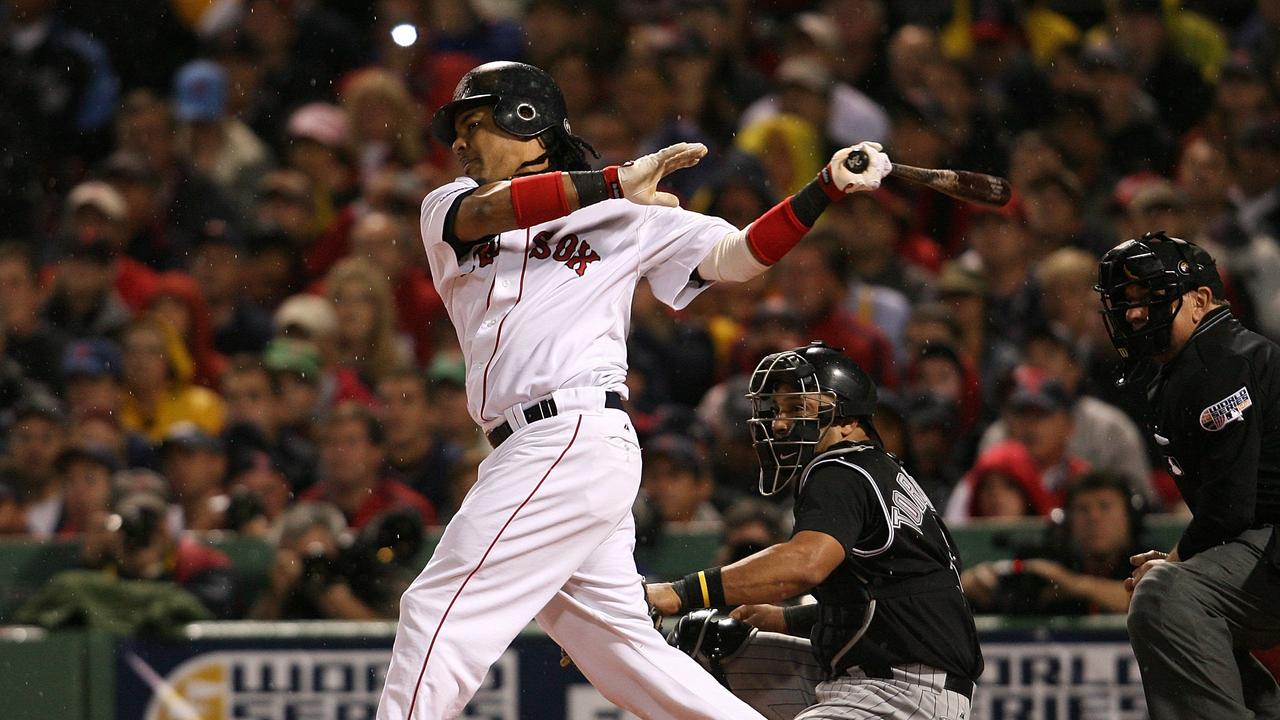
(962, 472), (1143, 615)
(1096, 232), (1280, 718)
(81, 487), (241, 619)
(250, 502), (423, 620)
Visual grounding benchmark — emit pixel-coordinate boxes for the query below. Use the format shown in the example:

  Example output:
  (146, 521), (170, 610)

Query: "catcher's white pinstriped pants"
(713, 630), (971, 720)
(376, 401), (766, 719)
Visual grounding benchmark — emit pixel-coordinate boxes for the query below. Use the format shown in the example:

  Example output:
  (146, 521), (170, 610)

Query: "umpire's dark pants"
(1128, 526), (1280, 719)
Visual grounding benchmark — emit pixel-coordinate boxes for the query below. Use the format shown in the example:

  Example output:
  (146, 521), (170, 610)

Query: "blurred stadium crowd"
(0, 0), (1277, 621)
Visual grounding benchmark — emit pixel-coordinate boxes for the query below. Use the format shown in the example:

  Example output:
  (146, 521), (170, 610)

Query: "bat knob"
(843, 149), (870, 174)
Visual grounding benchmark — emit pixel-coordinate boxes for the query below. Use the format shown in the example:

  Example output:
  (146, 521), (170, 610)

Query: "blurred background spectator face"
(221, 362), (277, 433)
(617, 61), (673, 147)
(63, 340), (125, 418)
(910, 350), (966, 405)
(66, 182), (129, 248)
(1005, 382), (1074, 471)
(255, 171), (315, 238)
(974, 472), (1035, 518)
(1008, 132), (1068, 196)
(715, 498), (786, 565)
(1067, 481), (1134, 560)
(377, 371), (435, 454)
(349, 212), (409, 280)
(58, 447), (116, 534)
(122, 322), (171, 391)
(1176, 138), (1232, 210)
(319, 412), (384, 490)
(1037, 249), (1105, 345)
(775, 244), (843, 322)
(7, 407), (68, 500)
(114, 92), (175, 175)
(887, 25), (939, 99)
(642, 436), (714, 526)
(0, 245), (42, 334)
(161, 428), (227, 506)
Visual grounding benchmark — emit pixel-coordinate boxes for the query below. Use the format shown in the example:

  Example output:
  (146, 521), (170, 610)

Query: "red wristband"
(603, 165), (624, 199)
(510, 172), (571, 228)
(746, 199), (810, 265)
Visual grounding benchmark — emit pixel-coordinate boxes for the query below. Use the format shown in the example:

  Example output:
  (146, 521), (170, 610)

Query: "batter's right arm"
(451, 143), (709, 242)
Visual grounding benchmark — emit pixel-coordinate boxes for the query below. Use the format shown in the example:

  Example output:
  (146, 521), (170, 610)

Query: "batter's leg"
(536, 512), (767, 720)
(377, 412), (639, 720)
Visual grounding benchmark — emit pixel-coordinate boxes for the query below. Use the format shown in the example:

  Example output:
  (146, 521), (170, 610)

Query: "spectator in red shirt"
(301, 402), (436, 529)
(773, 242), (898, 388)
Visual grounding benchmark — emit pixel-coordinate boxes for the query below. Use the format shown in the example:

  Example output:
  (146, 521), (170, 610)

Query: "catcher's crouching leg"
(667, 610), (823, 720)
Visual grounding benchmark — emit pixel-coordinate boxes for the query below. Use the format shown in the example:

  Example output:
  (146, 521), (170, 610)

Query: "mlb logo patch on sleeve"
(1200, 386), (1252, 431)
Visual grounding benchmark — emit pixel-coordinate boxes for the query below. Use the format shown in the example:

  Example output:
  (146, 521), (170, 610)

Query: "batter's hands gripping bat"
(844, 149), (1012, 208)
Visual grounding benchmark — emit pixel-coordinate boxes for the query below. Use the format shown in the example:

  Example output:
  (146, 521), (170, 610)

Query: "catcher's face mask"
(746, 351), (837, 496)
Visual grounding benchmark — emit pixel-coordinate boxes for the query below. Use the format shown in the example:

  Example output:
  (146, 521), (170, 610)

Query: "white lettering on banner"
(142, 650), (518, 720)
(971, 642), (1147, 720)
(566, 686), (641, 720)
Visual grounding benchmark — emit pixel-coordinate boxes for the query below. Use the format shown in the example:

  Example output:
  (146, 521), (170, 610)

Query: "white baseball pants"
(377, 397), (765, 719)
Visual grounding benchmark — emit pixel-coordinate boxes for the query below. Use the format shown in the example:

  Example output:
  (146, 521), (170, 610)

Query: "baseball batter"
(648, 342), (983, 720)
(375, 61), (891, 719)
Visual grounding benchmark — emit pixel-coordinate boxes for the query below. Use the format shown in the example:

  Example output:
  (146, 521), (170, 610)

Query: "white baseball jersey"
(379, 178), (770, 720)
(420, 177), (735, 428)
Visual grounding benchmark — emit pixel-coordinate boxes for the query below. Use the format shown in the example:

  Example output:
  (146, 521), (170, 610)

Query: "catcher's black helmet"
(431, 61), (571, 145)
(1095, 231), (1224, 359)
(746, 342), (878, 495)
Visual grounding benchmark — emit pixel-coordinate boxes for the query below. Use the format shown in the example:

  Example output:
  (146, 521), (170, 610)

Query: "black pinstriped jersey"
(792, 441), (984, 682)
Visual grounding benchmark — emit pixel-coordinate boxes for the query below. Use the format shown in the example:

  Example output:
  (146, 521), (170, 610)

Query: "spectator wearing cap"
(62, 338), (124, 419)
(283, 102), (360, 281)
(616, 59), (717, 201)
(271, 293), (379, 412)
(804, 225), (912, 363)
(254, 169), (319, 250)
(172, 59), (275, 225)
(0, 242), (68, 391)
(262, 338), (328, 447)
(224, 435), (294, 538)
(111, 91), (238, 272)
(641, 434), (721, 531)
(376, 369), (463, 515)
(951, 368), (1090, 521)
(5, 399), (69, 538)
(934, 261), (1020, 394)
(63, 180), (131, 258)
(425, 358), (486, 453)
(1022, 171), (1113, 257)
(187, 225), (274, 357)
(905, 342), (984, 437)
(161, 423), (229, 533)
(1076, 43), (1176, 175)
(55, 444), (118, 537)
(946, 440), (1056, 523)
(41, 236), (133, 342)
(301, 403), (436, 530)
(738, 50), (890, 152)
(119, 318), (225, 442)
(962, 198), (1046, 348)
(695, 375), (759, 503)
(979, 328), (1156, 505)
(773, 243), (898, 389)
(221, 356), (318, 492)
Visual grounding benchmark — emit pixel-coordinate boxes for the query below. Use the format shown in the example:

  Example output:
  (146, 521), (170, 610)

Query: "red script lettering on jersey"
(530, 231), (601, 277)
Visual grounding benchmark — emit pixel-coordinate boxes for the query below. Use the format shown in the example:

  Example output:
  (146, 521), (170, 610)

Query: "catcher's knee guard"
(667, 610), (755, 687)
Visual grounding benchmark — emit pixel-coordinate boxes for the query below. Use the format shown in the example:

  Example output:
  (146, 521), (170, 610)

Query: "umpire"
(647, 342), (983, 719)
(1096, 232), (1280, 718)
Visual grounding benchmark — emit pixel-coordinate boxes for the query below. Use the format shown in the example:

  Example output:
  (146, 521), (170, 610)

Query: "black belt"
(486, 391), (625, 449)
(860, 663), (974, 701)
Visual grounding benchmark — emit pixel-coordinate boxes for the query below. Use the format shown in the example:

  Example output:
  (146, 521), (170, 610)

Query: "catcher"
(647, 342), (983, 719)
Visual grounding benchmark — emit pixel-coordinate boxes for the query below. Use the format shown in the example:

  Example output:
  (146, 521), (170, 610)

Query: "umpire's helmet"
(746, 342), (878, 496)
(1095, 231), (1224, 359)
(431, 61), (570, 145)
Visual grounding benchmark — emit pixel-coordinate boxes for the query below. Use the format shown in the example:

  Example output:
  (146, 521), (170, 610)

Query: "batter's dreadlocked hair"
(513, 127), (600, 174)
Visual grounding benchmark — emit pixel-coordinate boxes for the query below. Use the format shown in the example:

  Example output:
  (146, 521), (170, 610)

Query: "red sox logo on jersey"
(530, 231), (601, 276)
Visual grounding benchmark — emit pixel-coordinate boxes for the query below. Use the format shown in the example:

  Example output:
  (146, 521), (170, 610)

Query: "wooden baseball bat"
(844, 149), (1012, 207)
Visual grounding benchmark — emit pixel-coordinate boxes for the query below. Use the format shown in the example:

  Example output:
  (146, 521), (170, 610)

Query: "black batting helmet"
(1095, 231), (1224, 359)
(431, 61), (571, 145)
(746, 342), (878, 495)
